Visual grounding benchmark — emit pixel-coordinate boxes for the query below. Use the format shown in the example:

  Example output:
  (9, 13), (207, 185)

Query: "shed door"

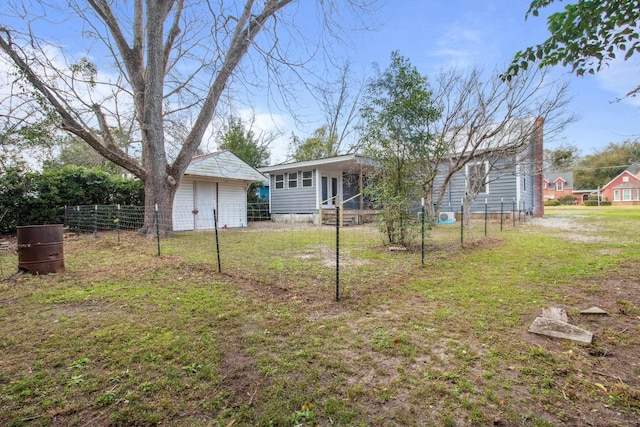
(194, 181), (216, 230)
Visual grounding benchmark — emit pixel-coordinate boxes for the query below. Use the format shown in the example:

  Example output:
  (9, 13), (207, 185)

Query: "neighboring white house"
(172, 151), (266, 231)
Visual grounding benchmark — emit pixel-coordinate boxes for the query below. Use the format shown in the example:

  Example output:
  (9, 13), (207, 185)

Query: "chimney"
(533, 117), (544, 217)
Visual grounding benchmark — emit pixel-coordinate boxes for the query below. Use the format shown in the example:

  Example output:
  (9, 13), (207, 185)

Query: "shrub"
(544, 199), (561, 206)
(0, 166), (144, 233)
(584, 200), (612, 206)
(557, 195), (577, 205)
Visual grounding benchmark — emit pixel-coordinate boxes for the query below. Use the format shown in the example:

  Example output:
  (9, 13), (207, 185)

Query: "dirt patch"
(529, 216), (611, 243)
(216, 340), (271, 412)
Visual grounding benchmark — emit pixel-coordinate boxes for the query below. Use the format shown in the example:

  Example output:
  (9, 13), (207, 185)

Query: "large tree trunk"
(140, 174), (176, 236)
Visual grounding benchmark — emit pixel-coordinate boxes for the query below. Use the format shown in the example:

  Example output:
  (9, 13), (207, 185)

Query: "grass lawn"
(1, 207), (639, 426)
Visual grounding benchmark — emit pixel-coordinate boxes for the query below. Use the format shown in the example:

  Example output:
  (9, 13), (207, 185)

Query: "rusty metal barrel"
(17, 225), (65, 274)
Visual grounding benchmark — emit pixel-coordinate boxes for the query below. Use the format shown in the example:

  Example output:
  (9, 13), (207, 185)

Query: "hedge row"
(0, 166), (144, 233)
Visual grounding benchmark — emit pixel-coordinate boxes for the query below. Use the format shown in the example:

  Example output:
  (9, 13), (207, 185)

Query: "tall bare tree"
(288, 61), (364, 161)
(0, 0), (376, 234)
(423, 67), (573, 222)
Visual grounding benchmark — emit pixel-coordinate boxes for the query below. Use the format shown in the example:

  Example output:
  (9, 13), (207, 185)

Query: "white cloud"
(595, 56), (640, 107)
(428, 24), (489, 70)
(238, 108), (293, 164)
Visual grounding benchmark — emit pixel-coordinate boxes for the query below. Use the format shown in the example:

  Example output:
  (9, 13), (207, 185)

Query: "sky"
(2, 1), (638, 167)
(250, 0), (640, 164)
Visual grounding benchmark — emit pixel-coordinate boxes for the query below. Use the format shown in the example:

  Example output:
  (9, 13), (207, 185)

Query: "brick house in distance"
(600, 165), (640, 205)
(543, 172), (575, 202)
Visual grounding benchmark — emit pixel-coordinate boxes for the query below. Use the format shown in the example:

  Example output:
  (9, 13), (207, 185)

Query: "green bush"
(0, 166), (143, 233)
(584, 200), (612, 206)
(557, 195), (577, 205)
(544, 199), (561, 206)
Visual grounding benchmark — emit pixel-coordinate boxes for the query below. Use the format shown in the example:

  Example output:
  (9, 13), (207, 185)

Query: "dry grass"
(1, 209), (639, 426)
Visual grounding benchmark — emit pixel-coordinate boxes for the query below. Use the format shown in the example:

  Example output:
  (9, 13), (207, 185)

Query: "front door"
(321, 176), (339, 207)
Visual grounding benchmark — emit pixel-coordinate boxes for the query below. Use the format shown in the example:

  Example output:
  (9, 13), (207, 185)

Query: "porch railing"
(339, 193), (362, 227)
(318, 193), (364, 226)
(318, 195), (338, 225)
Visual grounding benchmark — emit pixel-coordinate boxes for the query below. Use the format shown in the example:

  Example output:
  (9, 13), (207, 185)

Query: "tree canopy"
(505, 0), (640, 97)
(360, 51), (442, 246)
(574, 139), (640, 189)
(218, 116), (272, 169)
(288, 126), (340, 162)
(545, 144), (580, 172)
(0, 0), (377, 235)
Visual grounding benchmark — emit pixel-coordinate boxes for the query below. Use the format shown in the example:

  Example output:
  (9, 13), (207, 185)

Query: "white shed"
(172, 151), (265, 231)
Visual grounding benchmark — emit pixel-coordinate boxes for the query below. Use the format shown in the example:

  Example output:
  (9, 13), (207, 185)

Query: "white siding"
(173, 178), (250, 231)
(218, 181), (248, 228)
(173, 178), (195, 231)
(194, 181), (216, 230)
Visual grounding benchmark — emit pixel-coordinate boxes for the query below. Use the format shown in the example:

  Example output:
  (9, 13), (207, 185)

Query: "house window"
(466, 162), (488, 194)
(288, 172), (298, 188)
(523, 177), (527, 192)
(302, 171), (313, 187)
(623, 176), (629, 183)
(614, 190), (621, 201)
(635, 189), (640, 201)
(275, 174), (284, 189)
(623, 189), (631, 201)
(543, 182), (547, 189)
(556, 181), (564, 191)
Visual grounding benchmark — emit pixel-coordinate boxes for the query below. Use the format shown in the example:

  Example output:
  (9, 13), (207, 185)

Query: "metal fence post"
(116, 204), (121, 244)
(213, 207), (221, 273)
(335, 195), (340, 302)
(93, 205), (98, 238)
(512, 199), (516, 227)
(484, 198), (488, 237)
(154, 203), (161, 256)
(421, 198), (425, 266)
(460, 202), (464, 246)
(500, 199), (503, 232)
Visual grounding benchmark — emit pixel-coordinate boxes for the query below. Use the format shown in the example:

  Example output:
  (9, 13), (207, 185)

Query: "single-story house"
(172, 151), (266, 231)
(600, 166), (640, 204)
(434, 117), (545, 217)
(258, 154), (376, 224)
(261, 118), (545, 223)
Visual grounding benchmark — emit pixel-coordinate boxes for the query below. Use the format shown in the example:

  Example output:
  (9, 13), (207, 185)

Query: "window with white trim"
(275, 174), (284, 189)
(623, 189), (631, 201)
(302, 171), (313, 187)
(556, 181), (564, 191)
(614, 189), (621, 201)
(288, 172), (298, 188)
(635, 189), (640, 201)
(466, 162), (488, 194)
(623, 176), (629, 183)
(543, 182), (547, 189)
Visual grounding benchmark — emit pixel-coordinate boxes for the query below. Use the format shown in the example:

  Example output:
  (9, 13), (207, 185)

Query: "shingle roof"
(544, 171), (574, 189)
(185, 150), (265, 182)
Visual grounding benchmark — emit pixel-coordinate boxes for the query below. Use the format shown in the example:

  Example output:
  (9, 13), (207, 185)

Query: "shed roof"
(185, 150), (265, 182)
